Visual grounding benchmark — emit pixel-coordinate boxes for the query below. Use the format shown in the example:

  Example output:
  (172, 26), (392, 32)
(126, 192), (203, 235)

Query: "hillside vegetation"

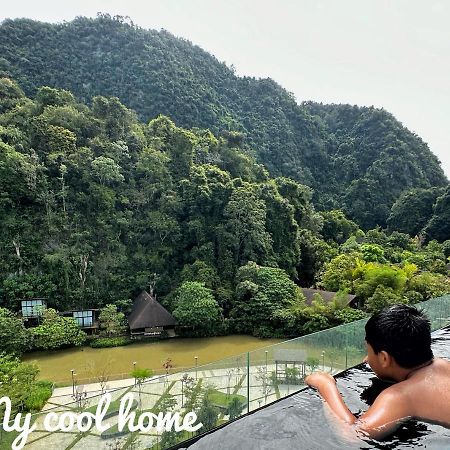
(0, 14), (447, 229)
(0, 80), (449, 344)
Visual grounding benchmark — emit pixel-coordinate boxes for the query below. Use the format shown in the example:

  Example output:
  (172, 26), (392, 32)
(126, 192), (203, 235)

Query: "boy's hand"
(305, 371), (336, 390)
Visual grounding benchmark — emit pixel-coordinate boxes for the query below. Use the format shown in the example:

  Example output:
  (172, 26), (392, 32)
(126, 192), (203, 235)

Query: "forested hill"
(0, 14), (447, 229)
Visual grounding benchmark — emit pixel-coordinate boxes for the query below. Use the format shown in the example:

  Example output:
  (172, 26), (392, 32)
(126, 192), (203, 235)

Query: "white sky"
(2, 0), (449, 178)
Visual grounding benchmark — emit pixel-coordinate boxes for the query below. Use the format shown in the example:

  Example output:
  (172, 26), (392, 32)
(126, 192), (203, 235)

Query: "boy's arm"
(305, 372), (356, 424)
(305, 372), (410, 439)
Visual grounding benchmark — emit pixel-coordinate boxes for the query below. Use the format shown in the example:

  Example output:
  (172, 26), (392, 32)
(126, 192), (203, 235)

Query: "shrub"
(24, 380), (53, 411)
(89, 337), (132, 348)
(404, 290), (424, 304)
(30, 309), (86, 350)
(333, 307), (367, 324)
(365, 286), (407, 314)
(408, 272), (450, 300)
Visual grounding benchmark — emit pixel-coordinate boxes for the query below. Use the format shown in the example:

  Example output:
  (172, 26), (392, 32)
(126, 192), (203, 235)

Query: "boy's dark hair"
(365, 304), (433, 368)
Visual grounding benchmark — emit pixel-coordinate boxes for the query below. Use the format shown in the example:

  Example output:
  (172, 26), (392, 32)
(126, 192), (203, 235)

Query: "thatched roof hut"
(128, 291), (177, 336)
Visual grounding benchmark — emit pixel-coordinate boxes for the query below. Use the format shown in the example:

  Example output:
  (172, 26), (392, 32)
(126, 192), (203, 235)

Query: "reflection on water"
(186, 327), (450, 449)
(22, 335), (282, 383)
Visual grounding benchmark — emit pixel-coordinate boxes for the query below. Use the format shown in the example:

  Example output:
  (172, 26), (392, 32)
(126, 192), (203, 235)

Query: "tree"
(365, 285), (406, 314)
(231, 262), (303, 336)
(256, 365), (272, 404)
(173, 282), (222, 336)
(180, 260), (220, 290)
(130, 367), (153, 384)
(360, 244), (386, 263)
(99, 304), (127, 337)
(0, 77), (25, 113)
(320, 210), (359, 244)
(320, 253), (359, 292)
(35, 86), (75, 111)
(0, 308), (29, 355)
(195, 392), (219, 433)
(91, 156), (124, 185)
(423, 186), (450, 242)
(223, 185), (273, 267)
(306, 356), (320, 373)
(387, 187), (445, 236)
(130, 367), (153, 410)
(355, 265), (407, 300)
(408, 272), (450, 300)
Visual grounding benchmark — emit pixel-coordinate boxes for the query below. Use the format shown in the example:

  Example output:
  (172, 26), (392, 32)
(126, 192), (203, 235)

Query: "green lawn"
(0, 429), (19, 450)
(207, 389), (246, 409)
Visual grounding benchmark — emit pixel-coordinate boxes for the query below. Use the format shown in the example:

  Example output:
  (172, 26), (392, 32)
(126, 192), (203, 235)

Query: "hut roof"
(301, 288), (356, 307)
(128, 291), (177, 330)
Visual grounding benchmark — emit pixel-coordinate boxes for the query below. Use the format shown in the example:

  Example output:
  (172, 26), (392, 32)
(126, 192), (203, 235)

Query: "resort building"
(128, 290), (177, 337)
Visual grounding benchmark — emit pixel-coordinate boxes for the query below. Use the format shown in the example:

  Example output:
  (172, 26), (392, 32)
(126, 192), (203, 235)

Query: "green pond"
(23, 335), (282, 384)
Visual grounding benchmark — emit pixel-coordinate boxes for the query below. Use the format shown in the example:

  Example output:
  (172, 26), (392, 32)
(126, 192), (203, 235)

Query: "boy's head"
(365, 304), (433, 375)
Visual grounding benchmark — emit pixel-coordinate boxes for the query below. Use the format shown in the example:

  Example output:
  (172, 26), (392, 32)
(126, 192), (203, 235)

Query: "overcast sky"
(2, 0), (449, 178)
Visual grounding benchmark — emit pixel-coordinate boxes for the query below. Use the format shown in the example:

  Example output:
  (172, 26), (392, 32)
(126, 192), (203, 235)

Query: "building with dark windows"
(62, 309), (100, 333)
(20, 298), (47, 325)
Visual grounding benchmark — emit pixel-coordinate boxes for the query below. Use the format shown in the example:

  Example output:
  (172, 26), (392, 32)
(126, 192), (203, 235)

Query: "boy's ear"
(378, 350), (393, 368)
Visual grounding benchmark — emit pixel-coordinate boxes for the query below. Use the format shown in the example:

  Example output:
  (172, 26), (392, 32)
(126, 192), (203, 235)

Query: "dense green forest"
(1, 78), (449, 349)
(0, 14), (447, 230)
(0, 14), (449, 438)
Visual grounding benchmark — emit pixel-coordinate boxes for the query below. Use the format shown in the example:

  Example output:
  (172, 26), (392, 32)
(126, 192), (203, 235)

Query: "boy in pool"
(305, 304), (450, 439)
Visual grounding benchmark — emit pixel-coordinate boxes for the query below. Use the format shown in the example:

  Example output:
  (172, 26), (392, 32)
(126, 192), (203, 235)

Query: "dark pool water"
(184, 327), (450, 450)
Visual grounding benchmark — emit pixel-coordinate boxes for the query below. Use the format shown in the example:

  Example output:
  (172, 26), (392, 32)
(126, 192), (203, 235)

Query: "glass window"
(73, 310), (94, 327)
(21, 299), (45, 317)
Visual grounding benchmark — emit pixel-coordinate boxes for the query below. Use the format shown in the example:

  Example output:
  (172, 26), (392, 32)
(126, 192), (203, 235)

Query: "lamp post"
(181, 378), (184, 407)
(321, 351), (325, 371)
(265, 350), (268, 371)
(133, 361), (137, 385)
(194, 356), (198, 380)
(71, 369), (75, 396)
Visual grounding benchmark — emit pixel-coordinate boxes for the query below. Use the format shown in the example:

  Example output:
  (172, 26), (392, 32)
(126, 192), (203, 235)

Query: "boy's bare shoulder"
(356, 359), (450, 437)
(399, 358), (450, 421)
(369, 359), (450, 410)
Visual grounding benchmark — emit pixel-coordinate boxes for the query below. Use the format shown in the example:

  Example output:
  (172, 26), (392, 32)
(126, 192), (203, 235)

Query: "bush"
(24, 380), (53, 411)
(365, 286), (407, 314)
(333, 307), (367, 324)
(404, 290), (424, 304)
(30, 309), (86, 350)
(408, 272), (450, 300)
(89, 337), (132, 348)
(0, 307), (29, 355)
(285, 367), (302, 384)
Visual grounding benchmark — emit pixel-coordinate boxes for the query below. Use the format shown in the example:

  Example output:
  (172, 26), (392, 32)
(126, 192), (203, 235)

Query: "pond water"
(23, 335), (282, 384)
(183, 327), (450, 449)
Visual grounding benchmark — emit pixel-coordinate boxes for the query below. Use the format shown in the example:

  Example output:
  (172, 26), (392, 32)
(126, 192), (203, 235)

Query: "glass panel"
(26, 294), (450, 450)
(72, 310), (94, 327)
(21, 299), (45, 317)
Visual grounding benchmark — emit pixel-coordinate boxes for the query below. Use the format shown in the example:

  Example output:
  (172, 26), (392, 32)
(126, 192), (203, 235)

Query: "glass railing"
(20, 295), (450, 450)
